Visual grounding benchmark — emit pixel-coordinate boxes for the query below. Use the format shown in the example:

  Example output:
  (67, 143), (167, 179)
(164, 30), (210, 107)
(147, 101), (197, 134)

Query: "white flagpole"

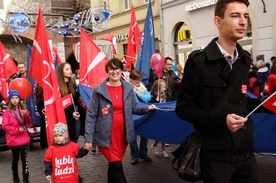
(245, 91), (276, 118)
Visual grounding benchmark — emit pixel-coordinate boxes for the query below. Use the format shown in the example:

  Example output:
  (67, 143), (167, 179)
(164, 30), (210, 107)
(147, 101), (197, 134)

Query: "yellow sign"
(177, 29), (186, 41)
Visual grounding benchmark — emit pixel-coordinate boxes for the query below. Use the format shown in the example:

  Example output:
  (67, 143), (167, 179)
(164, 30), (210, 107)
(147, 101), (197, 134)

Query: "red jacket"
(2, 109), (32, 147)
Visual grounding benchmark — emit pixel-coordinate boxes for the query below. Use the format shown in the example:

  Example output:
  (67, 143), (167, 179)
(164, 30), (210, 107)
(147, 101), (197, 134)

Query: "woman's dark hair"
(215, 0), (250, 18)
(105, 58), (124, 73)
(75, 69), (80, 79)
(35, 84), (44, 104)
(270, 60), (276, 75)
(56, 62), (76, 96)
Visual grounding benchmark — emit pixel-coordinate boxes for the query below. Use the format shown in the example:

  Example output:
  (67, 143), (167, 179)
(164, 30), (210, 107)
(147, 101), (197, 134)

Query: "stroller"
(26, 125), (41, 151)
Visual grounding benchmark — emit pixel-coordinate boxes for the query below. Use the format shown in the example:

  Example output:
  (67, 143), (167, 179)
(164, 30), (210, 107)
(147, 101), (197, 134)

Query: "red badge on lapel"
(241, 84), (247, 94)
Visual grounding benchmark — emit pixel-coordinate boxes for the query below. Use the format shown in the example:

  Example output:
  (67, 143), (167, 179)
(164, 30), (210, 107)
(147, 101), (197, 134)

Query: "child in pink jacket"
(2, 90), (32, 183)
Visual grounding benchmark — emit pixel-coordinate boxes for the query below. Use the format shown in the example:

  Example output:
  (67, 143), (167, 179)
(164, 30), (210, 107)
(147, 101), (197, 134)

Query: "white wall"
(161, 0), (276, 61)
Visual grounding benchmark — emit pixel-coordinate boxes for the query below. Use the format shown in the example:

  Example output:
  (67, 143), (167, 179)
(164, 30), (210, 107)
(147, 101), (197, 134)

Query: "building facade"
(0, 0), (89, 68)
(0, 0), (161, 71)
(92, 0), (161, 60)
(160, 0), (276, 68)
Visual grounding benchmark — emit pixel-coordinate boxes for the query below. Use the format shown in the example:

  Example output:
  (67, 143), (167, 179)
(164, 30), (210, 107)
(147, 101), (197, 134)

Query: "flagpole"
(158, 79), (160, 102)
(115, 53), (136, 60)
(245, 91), (276, 118)
(73, 103), (77, 112)
(71, 93), (77, 112)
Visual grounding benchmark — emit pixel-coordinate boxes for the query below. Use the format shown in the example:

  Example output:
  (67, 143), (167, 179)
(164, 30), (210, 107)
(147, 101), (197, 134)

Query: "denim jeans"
(130, 136), (148, 159)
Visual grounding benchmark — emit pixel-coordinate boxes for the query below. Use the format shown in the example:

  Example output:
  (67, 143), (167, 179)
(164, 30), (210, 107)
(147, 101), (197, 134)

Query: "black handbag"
(172, 131), (202, 182)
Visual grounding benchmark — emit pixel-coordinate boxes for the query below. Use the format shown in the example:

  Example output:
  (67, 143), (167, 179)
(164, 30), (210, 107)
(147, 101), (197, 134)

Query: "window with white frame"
(144, 0), (149, 4)
(123, 0), (130, 11)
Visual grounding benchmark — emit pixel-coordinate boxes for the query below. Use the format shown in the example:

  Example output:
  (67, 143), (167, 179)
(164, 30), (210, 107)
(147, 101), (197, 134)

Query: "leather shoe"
(131, 158), (139, 165)
(140, 155), (152, 162)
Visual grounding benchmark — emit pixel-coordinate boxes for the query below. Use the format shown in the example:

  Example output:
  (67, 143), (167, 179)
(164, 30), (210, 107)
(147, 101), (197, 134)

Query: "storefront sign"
(116, 34), (128, 42)
(185, 0), (217, 12)
(177, 29), (186, 41)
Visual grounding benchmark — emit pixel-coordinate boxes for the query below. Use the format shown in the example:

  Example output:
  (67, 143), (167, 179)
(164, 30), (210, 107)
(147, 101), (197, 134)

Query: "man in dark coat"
(176, 0), (266, 182)
(162, 57), (181, 101)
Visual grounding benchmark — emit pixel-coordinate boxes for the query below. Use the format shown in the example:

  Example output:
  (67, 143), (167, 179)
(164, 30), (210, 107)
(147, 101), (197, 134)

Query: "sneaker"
(162, 151), (169, 158)
(152, 145), (159, 155)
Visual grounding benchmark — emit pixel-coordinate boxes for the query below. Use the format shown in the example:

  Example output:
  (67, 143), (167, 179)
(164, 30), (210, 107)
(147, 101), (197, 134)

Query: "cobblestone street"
(0, 137), (275, 183)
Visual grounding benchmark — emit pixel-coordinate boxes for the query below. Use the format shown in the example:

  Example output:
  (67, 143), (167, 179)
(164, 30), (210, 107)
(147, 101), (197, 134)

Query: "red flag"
(79, 29), (108, 87)
(52, 47), (62, 66)
(61, 93), (74, 109)
(126, 5), (142, 71)
(29, 8), (66, 146)
(263, 91), (276, 113)
(0, 42), (17, 101)
(0, 42), (17, 79)
(0, 63), (9, 101)
(268, 74), (276, 95)
(98, 34), (118, 54)
(246, 91), (276, 118)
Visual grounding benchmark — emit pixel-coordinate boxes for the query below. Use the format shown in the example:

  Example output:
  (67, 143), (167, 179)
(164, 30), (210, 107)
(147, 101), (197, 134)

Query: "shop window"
(123, 43), (127, 56)
(123, 0), (130, 11)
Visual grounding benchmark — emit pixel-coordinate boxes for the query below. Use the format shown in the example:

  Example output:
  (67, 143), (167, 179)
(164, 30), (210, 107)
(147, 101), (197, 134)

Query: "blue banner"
(136, 0), (155, 85)
(79, 84), (276, 155)
(26, 44), (41, 126)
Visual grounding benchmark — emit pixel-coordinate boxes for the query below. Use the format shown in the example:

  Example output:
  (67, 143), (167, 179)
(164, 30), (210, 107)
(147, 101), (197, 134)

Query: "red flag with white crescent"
(29, 8), (66, 146)
(0, 42), (17, 101)
(126, 5), (142, 71)
(0, 42), (17, 79)
(79, 29), (108, 87)
(0, 56), (9, 101)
